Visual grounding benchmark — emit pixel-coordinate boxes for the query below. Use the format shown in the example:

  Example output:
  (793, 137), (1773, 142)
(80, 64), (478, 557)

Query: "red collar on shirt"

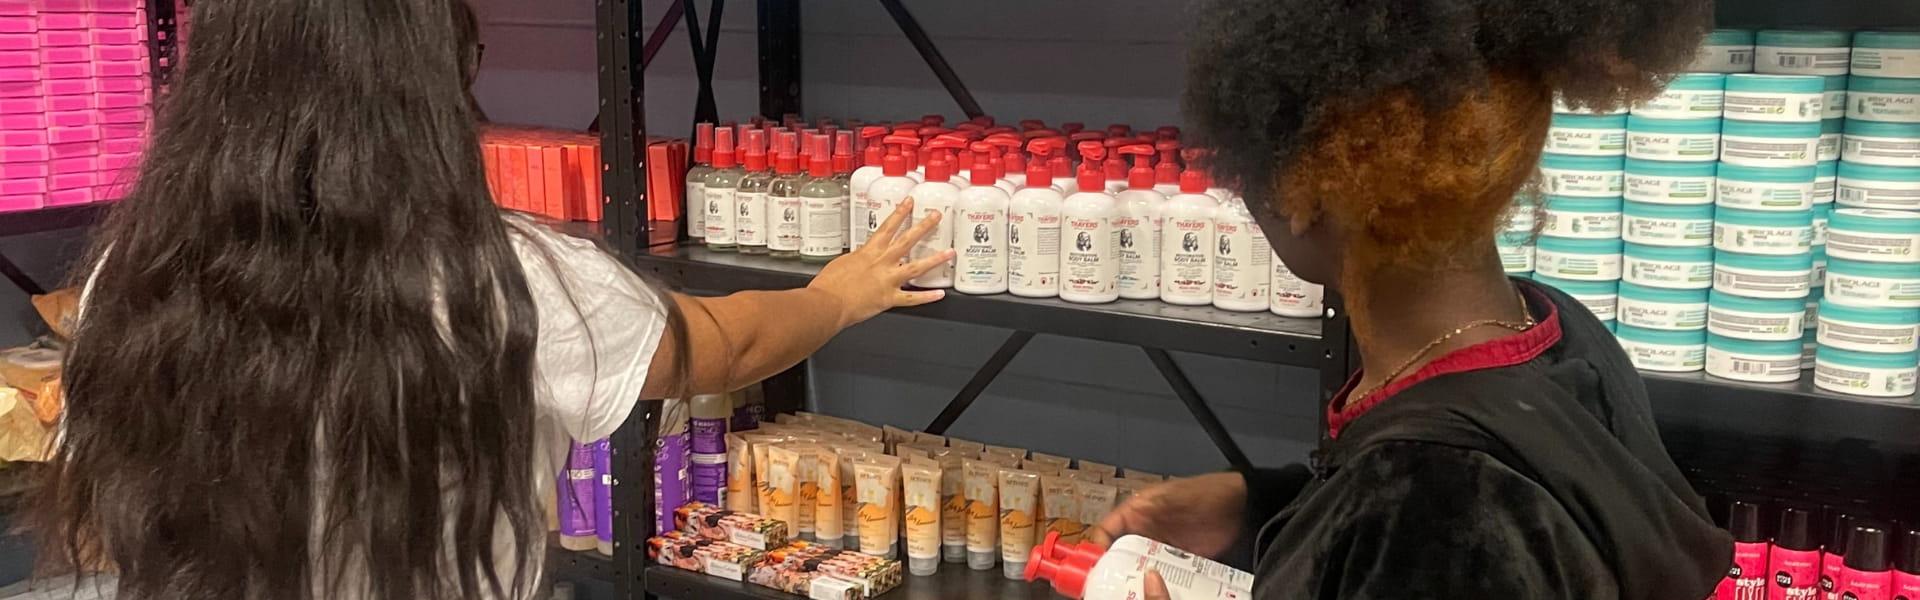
(1325, 285), (1564, 438)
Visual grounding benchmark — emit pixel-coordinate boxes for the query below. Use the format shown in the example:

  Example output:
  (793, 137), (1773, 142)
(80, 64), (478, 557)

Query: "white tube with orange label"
(997, 468), (1041, 580)
(900, 461), (943, 576)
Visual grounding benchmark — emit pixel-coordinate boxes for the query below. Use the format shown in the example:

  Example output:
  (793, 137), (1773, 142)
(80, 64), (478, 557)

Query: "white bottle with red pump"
(955, 142), (1011, 295)
(1009, 138), (1066, 298)
(1000, 138), (1029, 190)
(1151, 139), (1182, 197)
(907, 135), (966, 288)
(1101, 142), (1130, 195)
(1060, 141), (1121, 304)
(848, 126), (890, 251)
(1212, 196), (1272, 312)
(1025, 532), (1254, 600)
(1160, 167), (1219, 306)
(1114, 144), (1167, 300)
(864, 135), (921, 251)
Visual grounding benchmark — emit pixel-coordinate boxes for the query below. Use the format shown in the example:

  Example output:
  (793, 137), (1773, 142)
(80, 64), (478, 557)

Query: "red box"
(39, 45), (86, 63)
(37, 30), (86, 47)
(100, 122), (142, 140)
(0, 112), (46, 130)
(0, 81), (40, 98)
(44, 77), (92, 95)
(35, 13), (87, 30)
(96, 76), (144, 93)
(37, 0), (91, 12)
(46, 187), (92, 206)
(524, 144), (548, 217)
(48, 125), (97, 143)
(45, 93), (90, 111)
(0, 193), (44, 212)
(48, 171), (93, 191)
(0, 18), (33, 35)
(0, 50), (33, 68)
(0, 34), (33, 51)
(101, 137), (140, 154)
(95, 59), (143, 78)
(0, 145), (47, 163)
(91, 44), (142, 62)
(0, 96), (40, 114)
(90, 13), (143, 29)
(50, 155), (95, 174)
(1, 178), (47, 194)
(503, 145), (529, 212)
(0, 161), (46, 179)
(48, 110), (92, 127)
(542, 146), (567, 219)
(1, 130), (45, 145)
(91, 29), (140, 45)
(99, 107), (142, 124)
(96, 91), (146, 109)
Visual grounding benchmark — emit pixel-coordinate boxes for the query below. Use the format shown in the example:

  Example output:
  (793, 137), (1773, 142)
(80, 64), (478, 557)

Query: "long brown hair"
(40, 0), (550, 598)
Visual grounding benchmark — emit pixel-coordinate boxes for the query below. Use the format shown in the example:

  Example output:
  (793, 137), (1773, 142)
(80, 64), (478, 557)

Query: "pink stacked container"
(0, 0), (151, 213)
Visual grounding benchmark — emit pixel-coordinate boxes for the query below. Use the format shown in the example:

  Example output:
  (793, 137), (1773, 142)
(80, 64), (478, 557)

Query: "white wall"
(469, 0), (1324, 475)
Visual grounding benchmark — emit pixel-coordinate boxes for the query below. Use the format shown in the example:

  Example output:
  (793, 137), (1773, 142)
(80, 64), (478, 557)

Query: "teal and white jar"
(1706, 334), (1807, 383)
(1755, 30), (1853, 77)
(1616, 325), (1707, 372)
(1634, 74), (1728, 119)
(1814, 346), (1919, 397)
(1850, 31), (1920, 79)
(1554, 94), (1628, 116)
(1724, 74), (1827, 122)
(1625, 116), (1722, 162)
(1825, 258), (1920, 308)
(1618, 282), (1709, 330)
(1624, 159), (1716, 204)
(1839, 121), (1920, 168)
(1539, 155), (1625, 197)
(1623, 202), (1714, 247)
(1534, 237), (1623, 281)
(1815, 161), (1838, 205)
(1715, 164), (1817, 211)
(1531, 275), (1618, 322)
(1502, 201), (1538, 233)
(1803, 328), (1820, 369)
(1825, 208), (1920, 263)
(1836, 162), (1920, 209)
(1813, 244), (1830, 288)
(1497, 231), (1534, 274)
(1714, 207), (1814, 255)
(1807, 286), (1824, 326)
(1813, 203), (1833, 247)
(1720, 120), (1823, 167)
(1715, 250), (1814, 298)
(1846, 77), (1920, 124)
(1545, 113), (1628, 156)
(1626, 243), (1714, 288)
(1689, 29), (1756, 74)
(1817, 300), (1920, 353)
(1819, 119), (1844, 162)
(1542, 196), (1622, 239)
(1709, 290), (1808, 341)
(1824, 76), (1849, 121)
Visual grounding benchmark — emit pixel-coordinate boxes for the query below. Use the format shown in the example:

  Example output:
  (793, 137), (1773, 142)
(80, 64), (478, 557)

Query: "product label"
(1828, 89), (1850, 120)
(1709, 542), (1772, 600)
(1824, 555), (1845, 600)
(735, 191), (768, 246)
(801, 194), (847, 257)
(1009, 211), (1061, 293)
(964, 480), (998, 553)
(1839, 566), (1894, 600)
(1063, 216), (1116, 297)
(1829, 231), (1920, 262)
(1721, 136), (1821, 167)
(1625, 216), (1715, 246)
(1535, 248), (1622, 281)
(1626, 173), (1716, 204)
(770, 193), (803, 251)
(1719, 180), (1815, 211)
(1543, 209), (1623, 239)
(1841, 135), (1920, 167)
(1628, 131), (1721, 161)
(1545, 126), (1628, 156)
(1838, 178), (1920, 209)
(687, 182), (707, 236)
(1827, 272), (1920, 307)
(1570, 293), (1618, 321)
(1212, 220), (1272, 307)
(904, 494), (940, 560)
(850, 188), (873, 249)
(1634, 89), (1727, 118)
(1819, 317), (1920, 352)
(1707, 348), (1803, 382)
(1709, 306), (1805, 340)
(1114, 214), (1160, 296)
(1893, 571), (1920, 600)
(1618, 338), (1707, 372)
(912, 203), (955, 284)
(1759, 46), (1852, 75)
(1725, 91), (1825, 122)
(1820, 132), (1844, 162)
(704, 187), (737, 243)
(1816, 176), (1838, 205)
(653, 431), (691, 533)
(1619, 297), (1708, 330)
(1163, 217), (1214, 300)
(1498, 243), (1536, 274)
(1854, 47), (1920, 77)
(1541, 167), (1625, 198)
(690, 455), (729, 505)
(1715, 265), (1813, 298)
(1771, 547), (1821, 600)
(1815, 360), (1919, 397)
(1692, 45), (1755, 72)
(956, 207), (1007, 291)
(1716, 222), (1814, 255)
(1107, 537), (1258, 592)
(1271, 257), (1324, 316)
(1848, 91), (1920, 123)
(1626, 256), (1715, 289)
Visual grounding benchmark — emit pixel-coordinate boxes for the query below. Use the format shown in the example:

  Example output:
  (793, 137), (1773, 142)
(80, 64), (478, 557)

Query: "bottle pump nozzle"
(764, 130), (791, 175)
(694, 122), (714, 164)
(1024, 531), (1100, 599)
(968, 142), (999, 186)
(1076, 141), (1108, 193)
(968, 115), (995, 127)
(711, 126), (737, 169)
(1018, 119), (1046, 132)
(1026, 137), (1060, 186)
(1106, 124), (1132, 138)
(1117, 144), (1157, 190)
(1154, 140), (1182, 185)
(880, 134), (921, 177)
(920, 114), (946, 127)
(1061, 122), (1086, 135)
(809, 134), (833, 178)
(832, 131), (855, 174)
(1156, 125), (1181, 141)
(923, 134), (967, 181)
(860, 126), (889, 168)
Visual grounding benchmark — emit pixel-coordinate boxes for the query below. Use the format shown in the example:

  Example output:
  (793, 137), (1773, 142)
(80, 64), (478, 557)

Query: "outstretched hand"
(1087, 472), (1247, 559)
(807, 197), (952, 328)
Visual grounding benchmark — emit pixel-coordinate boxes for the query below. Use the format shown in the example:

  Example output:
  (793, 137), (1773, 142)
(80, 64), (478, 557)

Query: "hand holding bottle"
(807, 197), (953, 328)
(1087, 472), (1246, 559)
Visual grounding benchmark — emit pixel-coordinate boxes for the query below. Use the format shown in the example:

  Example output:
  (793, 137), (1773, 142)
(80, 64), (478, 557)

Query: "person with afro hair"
(1090, 0), (1734, 597)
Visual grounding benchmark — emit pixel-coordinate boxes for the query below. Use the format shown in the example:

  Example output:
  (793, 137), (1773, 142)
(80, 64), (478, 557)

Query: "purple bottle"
(593, 438), (612, 555)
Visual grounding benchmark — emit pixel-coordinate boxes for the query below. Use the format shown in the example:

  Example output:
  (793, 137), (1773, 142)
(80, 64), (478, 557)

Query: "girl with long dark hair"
(32, 1), (948, 598)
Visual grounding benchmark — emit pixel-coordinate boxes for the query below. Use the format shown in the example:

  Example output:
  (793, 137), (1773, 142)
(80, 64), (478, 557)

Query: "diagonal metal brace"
(924, 330), (1034, 434)
(1143, 347), (1254, 471)
(876, 0), (984, 119)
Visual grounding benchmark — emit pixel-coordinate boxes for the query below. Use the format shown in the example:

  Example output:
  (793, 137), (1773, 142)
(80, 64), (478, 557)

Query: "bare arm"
(640, 198), (949, 398)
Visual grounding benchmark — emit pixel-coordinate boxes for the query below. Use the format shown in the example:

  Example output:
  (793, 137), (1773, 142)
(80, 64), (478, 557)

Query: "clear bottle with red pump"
(768, 132), (807, 259)
(702, 127), (743, 251)
(735, 129), (775, 255)
(686, 122), (714, 240)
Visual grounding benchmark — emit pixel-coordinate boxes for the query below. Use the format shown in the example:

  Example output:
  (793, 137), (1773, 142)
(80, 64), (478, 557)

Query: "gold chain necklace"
(1346, 289), (1537, 405)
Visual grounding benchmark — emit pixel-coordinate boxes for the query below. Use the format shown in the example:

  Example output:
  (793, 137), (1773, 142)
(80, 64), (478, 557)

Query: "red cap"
(1106, 124), (1132, 138)
(1076, 141), (1108, 192)
(1118, 144), (1157, 189)
(771, 131), (798, 175)
(1154, 140), (1182, 184)
(694, 122), (714, 163)
(1102, 138), (1129, 182)
(1024, 531), (1103, 599)
(984, 125), (1018, 135)
(1156, 126), (1181, 141)
(881, 134), (920, 177)
(861, 126), (889, 168)
(969, 115), (995, 127)
(1180, 166), (1210, 194)
(968, 142), (999, 185)
(832, 131), (855, 174)
(809, 134), (833, 178)
(1061, 122), (1086, 135)
(817, 117), (835, 130)
(1024, 138), (1057, 186)
(779, 113), (799, 128)
(735, 124), (751, 154)
(1018, 119), (1046, 132)
(1023, 128), (1062, 140)
(920, 114), (946, 127)
(893, 124), (922, 136)
(924, 134), (967, 181)
(954, 122), (986, 133)
(711, 126), (737, 169)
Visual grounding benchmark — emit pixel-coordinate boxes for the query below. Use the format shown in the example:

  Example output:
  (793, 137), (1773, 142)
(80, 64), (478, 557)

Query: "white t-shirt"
(57, 215), (666, 600)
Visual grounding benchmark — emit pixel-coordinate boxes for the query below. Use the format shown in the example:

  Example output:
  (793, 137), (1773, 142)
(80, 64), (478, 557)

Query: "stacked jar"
(1816, 31), (1920, 398)
(1534, 99), (1628, 331)
(1499, 199), (1536, 278)
(1615, 73), (1725, 371)
(1708, 70), (1823, 384)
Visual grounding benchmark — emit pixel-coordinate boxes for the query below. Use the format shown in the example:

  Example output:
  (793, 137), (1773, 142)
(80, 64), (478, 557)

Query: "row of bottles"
(684, 117), (1324, 318)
